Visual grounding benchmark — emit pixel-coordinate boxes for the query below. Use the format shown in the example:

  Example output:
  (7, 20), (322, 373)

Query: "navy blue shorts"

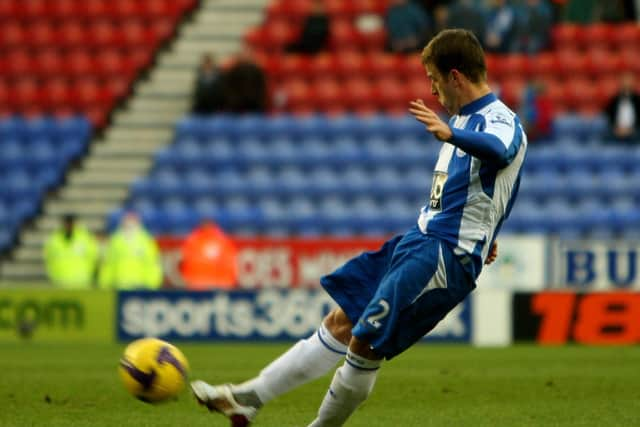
(320, 226), (475, 359)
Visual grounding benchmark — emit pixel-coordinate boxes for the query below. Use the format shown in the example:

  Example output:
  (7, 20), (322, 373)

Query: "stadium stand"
(110, 113), (640, 239)
(0, 0), (196, 128)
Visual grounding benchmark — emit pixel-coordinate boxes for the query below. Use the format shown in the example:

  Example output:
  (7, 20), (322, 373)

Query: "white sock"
(307, 350), (380, 427)
(234, 323), (347, 404)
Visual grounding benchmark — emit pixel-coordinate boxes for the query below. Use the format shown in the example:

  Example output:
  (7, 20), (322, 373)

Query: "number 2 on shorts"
(366, 299), (390, 328)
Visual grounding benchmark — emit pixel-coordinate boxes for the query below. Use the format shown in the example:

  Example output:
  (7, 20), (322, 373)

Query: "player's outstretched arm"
(409, 100), (452, 142)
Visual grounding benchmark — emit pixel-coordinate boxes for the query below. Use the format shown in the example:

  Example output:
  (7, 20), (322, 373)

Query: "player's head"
(421, 29), (487, 114)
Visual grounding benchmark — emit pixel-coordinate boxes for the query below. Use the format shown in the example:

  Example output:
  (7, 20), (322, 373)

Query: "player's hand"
(484, 241), (498, 265)
(409, 99), (452, 142)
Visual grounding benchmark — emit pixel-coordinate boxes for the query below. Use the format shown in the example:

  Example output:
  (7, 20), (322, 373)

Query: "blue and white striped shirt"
(418, 92), (527, 279)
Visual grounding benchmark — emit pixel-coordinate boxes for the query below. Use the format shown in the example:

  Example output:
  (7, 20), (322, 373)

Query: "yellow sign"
(0, 288), (114, 342)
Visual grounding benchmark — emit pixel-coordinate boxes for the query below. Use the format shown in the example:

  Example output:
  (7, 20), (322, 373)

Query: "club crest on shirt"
(455, 148), (466, 157)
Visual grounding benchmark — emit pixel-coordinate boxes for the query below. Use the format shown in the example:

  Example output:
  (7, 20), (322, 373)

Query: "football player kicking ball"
(191, 28), (527, 427)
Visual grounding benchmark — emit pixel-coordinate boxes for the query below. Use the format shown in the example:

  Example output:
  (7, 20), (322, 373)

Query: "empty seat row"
(0, 0), (196, 20)
(0, 19), (173, 50)
(0, 115), (92, 252)
(551, 23), (640, 50)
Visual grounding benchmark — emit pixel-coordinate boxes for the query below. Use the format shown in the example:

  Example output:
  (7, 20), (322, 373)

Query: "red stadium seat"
(491, 54), (531, 80)
(42, 78), (73, 110)
(143, 0), (184, 19)
(21, 0), (50, 19)
(1, 23), (27, 48)
(343, 78), (377, 113)
(65, 50), (98, 77)
(105, 77), (131, 101)
(329, 19), (361, 50)
(554, 49), (587, 78)
(528, 52), (558, 81)
(564, 78), (598, 114)
(5, 50), (34, 77)
(9, 78), (42, 111)
(498, 78), (526, 109)
(618, 47), (640, 73)
(577, 23), (613, 49)
(400, 55), (427, 80)
(89, 20), (125, 48)
(280, 78), (315, 113)
(80, 0), (115, 19)
(309, 54), (339, 80)
(373, 77), (409, 113)
(33, 49), (65, 77)
(584, 47), (621, 77)
(334, 51), (367, 79)
(594, 77), (619, 110)
(539, 77), (566, 112)
(28, 21), (57, 48)
(609, 23), (640, 48)
(267, 0), (312, 22)
(58, 22), (87, 48)
(279, 55), (313, 81)
(150, 19), (176, 43)
(313, 77), (343, 111)
(367, 53), (401, 79)
(121, 20), (160, 50)
(49, 0), (78, 20)
(551, 23), (580, 49)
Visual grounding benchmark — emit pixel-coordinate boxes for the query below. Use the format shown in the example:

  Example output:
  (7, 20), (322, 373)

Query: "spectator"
(514, 0), (553, 54)
(385, 0), (431, 53)
(446, 0), (487, 43)
(43, 214), (99, 288)
(191, 53), (224, 115)
(180, 221), (238, 289)
(520, 79), (554, 142)
(605, 72), (640, 144)
(563, 0), (597, 23)
(484, 0), (517, 53)
(221, 46), (268, 113)
(285, 0), (329, 54)
(98, 212), (163, 289)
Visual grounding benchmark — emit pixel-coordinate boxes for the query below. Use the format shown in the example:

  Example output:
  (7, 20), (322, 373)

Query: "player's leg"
(232, 307), (352, 403)
(191, 308), (352, 424)
(308, 229), (475, 426)
(191, 235), (402, 426)
(307, 335), (381, 427)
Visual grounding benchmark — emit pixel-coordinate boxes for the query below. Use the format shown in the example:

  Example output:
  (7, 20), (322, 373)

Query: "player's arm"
(409, 100), (517, 167)
(485, 241), (498, 265)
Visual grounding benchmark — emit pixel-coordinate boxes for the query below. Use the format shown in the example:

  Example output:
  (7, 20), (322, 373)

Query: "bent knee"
(323, 308), (353, 345)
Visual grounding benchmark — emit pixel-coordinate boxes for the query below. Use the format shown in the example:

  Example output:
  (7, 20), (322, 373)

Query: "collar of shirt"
(459, 92), (497, 116)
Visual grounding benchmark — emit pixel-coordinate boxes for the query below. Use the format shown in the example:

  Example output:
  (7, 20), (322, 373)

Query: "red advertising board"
(513, 292), (640, 345)
(158, 237), (384, 289)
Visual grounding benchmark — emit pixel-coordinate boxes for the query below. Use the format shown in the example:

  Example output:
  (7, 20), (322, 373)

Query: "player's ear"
(449, 69), (460, 84)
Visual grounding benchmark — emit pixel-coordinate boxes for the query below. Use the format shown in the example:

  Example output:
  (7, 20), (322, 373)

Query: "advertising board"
(0, 288), (114, 342)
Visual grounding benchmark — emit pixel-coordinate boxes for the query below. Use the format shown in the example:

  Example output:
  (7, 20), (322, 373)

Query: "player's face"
(425, 64), (458, 114)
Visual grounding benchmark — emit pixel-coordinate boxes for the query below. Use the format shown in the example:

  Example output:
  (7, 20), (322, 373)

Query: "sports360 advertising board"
(116, 290), (472, 343)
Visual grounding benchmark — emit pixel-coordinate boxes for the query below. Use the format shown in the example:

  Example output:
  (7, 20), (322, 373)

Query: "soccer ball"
(118, 338), (190, 403)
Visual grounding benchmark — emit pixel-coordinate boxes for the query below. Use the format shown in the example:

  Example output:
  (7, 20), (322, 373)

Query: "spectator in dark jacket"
(514, 0), (553, 54)
(286, 0), (329, 54)
(385, 0), (431, 53)
(221, 48), (268, 113)
(605, 72), (640, 144)
(484, 0), (517, 53)
(192, 53), (224, 114)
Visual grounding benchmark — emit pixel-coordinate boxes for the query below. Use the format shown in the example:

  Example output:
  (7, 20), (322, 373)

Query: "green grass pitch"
(1, 342), (639, 427)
